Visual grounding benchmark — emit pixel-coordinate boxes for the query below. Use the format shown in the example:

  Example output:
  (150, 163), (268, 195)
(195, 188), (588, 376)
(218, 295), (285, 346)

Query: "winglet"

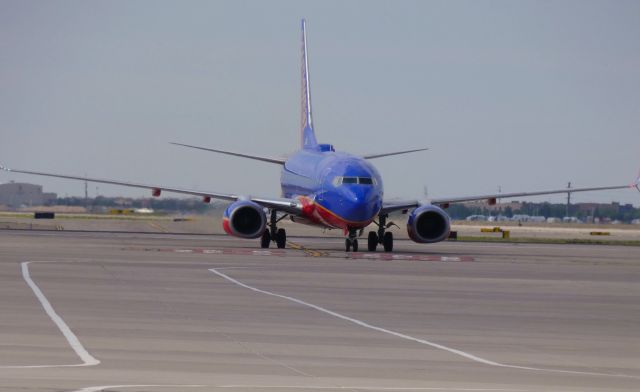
(633, 169), (640, 192)
(300, 18), (318, 149)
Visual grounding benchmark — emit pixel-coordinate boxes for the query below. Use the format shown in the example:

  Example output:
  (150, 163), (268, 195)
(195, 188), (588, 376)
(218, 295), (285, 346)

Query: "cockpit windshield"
(332, 176), (376, 186)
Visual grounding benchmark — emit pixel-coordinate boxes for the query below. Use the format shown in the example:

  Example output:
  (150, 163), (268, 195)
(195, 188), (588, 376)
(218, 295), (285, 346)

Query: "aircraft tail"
(300, 19), (318, 150)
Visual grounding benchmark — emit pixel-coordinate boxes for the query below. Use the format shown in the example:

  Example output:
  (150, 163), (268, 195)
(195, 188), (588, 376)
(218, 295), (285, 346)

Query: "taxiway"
(0, 230), (638, 391)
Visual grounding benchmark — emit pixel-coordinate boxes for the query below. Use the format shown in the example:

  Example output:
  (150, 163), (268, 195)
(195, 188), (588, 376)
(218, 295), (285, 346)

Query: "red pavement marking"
(346, 253), (474, 262)
(153, 248), (473, 262)
(164, 248), (287, 256)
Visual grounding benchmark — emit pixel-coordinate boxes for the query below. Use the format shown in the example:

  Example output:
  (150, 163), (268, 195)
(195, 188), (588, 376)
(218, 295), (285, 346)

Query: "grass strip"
(451, 236), (640, 246)
(0, 212), (173, 221)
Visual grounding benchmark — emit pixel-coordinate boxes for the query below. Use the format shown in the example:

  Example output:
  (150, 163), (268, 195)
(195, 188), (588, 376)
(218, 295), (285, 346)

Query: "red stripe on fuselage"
(297, 196), (373, 230)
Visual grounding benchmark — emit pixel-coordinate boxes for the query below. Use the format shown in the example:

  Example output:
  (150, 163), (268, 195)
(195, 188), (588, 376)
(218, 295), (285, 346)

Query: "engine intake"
(223, 200), (267, 239)
(407, 205), (451, 243)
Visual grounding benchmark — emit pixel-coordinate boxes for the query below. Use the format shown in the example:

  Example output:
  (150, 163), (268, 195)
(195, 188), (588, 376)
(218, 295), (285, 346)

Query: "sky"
(1, 0), (639, 206)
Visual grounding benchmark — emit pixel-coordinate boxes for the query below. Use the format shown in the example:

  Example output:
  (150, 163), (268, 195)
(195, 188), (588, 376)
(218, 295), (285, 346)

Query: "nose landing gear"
(346, 214), (397, 253)
(345, 228), (359, 252)
(367, 213), (395, 252)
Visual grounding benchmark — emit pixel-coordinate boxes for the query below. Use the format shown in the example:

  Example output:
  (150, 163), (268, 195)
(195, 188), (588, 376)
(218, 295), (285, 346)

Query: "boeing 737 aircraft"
(2, 20), (639, 252)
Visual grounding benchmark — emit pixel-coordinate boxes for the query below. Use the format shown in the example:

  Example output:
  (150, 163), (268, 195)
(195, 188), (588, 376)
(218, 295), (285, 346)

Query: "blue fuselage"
(281, 149), (383, 229)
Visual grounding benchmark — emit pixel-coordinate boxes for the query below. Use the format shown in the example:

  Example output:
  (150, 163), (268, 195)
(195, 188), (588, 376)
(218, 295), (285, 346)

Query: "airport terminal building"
(0, 182), (57, 208)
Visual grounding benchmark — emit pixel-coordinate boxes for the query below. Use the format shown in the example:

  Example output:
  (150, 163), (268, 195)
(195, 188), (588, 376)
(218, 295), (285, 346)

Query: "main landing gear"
(366, 213), (394, 252)
(345, 228), (359, 252)
(260, 210), (287, 249)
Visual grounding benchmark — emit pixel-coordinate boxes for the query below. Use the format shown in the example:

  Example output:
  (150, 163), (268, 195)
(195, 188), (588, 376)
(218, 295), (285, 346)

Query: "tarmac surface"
(0, 229), (639, 392)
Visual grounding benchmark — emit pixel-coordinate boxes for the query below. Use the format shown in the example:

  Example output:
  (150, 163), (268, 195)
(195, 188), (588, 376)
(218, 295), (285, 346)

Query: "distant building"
(463, 201), (523, 211)
(0, 182), (57, 208)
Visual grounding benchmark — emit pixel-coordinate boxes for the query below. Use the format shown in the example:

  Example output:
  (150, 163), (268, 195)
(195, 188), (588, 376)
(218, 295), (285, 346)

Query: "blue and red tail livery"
(1, 19), (637, 252)
(300, 19), (318, 150)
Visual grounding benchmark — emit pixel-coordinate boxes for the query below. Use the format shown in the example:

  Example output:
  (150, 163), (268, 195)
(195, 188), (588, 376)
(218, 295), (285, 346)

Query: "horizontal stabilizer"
(362, 148), (428, 160)
(170, 142), (286, 165)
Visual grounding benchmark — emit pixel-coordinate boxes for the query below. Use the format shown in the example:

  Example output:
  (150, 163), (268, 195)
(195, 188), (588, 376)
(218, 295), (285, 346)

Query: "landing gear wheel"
(275, 228), (287, 249)
(345, 238), (351, 252)
(367, 231), (378, 252)
(383, 232), (393, 252)
(352, 239), (358, 252)
(260, 230), (271, 248)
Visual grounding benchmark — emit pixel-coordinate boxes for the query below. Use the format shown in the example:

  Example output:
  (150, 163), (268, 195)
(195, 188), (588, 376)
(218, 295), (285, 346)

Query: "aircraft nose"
(342, 187), (381, 222)
(344, 190), (363, 203)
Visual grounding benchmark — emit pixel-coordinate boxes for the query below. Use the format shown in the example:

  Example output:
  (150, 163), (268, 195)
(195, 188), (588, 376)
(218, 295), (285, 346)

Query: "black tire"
(260, 230), (271, 248)
(276, 228), (286, 249)
(345, 238), (351, 252)
(352, 239), (359, 252)
(383, 232), (393, 252)
(367, 231), (378, 252)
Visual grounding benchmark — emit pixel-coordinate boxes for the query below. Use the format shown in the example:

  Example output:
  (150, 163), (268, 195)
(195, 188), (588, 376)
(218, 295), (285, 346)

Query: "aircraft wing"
(381, 182), (640, 215)
(0, 164), (302, 215)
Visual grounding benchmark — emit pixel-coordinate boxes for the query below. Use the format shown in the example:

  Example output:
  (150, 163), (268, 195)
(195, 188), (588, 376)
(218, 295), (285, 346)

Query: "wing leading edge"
(382, 180), (640, 215)
(0, 164), (301, 215)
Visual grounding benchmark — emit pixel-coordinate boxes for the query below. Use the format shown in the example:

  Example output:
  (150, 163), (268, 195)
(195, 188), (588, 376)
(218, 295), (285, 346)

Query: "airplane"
(2, 19), (639, 252)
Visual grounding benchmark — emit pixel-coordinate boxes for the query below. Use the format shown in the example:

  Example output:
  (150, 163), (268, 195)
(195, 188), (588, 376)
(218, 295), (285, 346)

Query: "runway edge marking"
(0, 261), (100, 369)
(209, 267), (639, 380)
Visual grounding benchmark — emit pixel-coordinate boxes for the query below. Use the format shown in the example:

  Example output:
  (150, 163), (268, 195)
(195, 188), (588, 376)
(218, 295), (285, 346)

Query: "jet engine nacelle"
(223, 200), (267, 239)
(407, 204), (451, 243)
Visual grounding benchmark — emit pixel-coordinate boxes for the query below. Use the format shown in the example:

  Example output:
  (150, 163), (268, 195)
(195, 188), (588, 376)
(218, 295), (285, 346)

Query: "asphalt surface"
(0, 229), (639, 392)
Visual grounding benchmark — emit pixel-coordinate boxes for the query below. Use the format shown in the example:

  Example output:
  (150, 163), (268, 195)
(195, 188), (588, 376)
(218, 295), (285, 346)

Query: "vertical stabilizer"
(300, 19), (318, 149)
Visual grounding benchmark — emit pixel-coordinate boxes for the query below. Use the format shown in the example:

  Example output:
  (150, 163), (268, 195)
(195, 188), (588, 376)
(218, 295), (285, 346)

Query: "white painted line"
(0, 261), (99, 368)
(252, 250), (275, 255)
(202, 249), (223, 254)
(217, 386), (527, 391)
(209, 267), (640, 380)
(71, 385), (525, 391)
(213, 266), (256, 270)
(71, 385), (204, 392)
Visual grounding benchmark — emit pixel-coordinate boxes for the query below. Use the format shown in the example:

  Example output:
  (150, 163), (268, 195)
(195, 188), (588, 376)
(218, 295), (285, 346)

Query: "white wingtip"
(0, 163), (10, 171)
